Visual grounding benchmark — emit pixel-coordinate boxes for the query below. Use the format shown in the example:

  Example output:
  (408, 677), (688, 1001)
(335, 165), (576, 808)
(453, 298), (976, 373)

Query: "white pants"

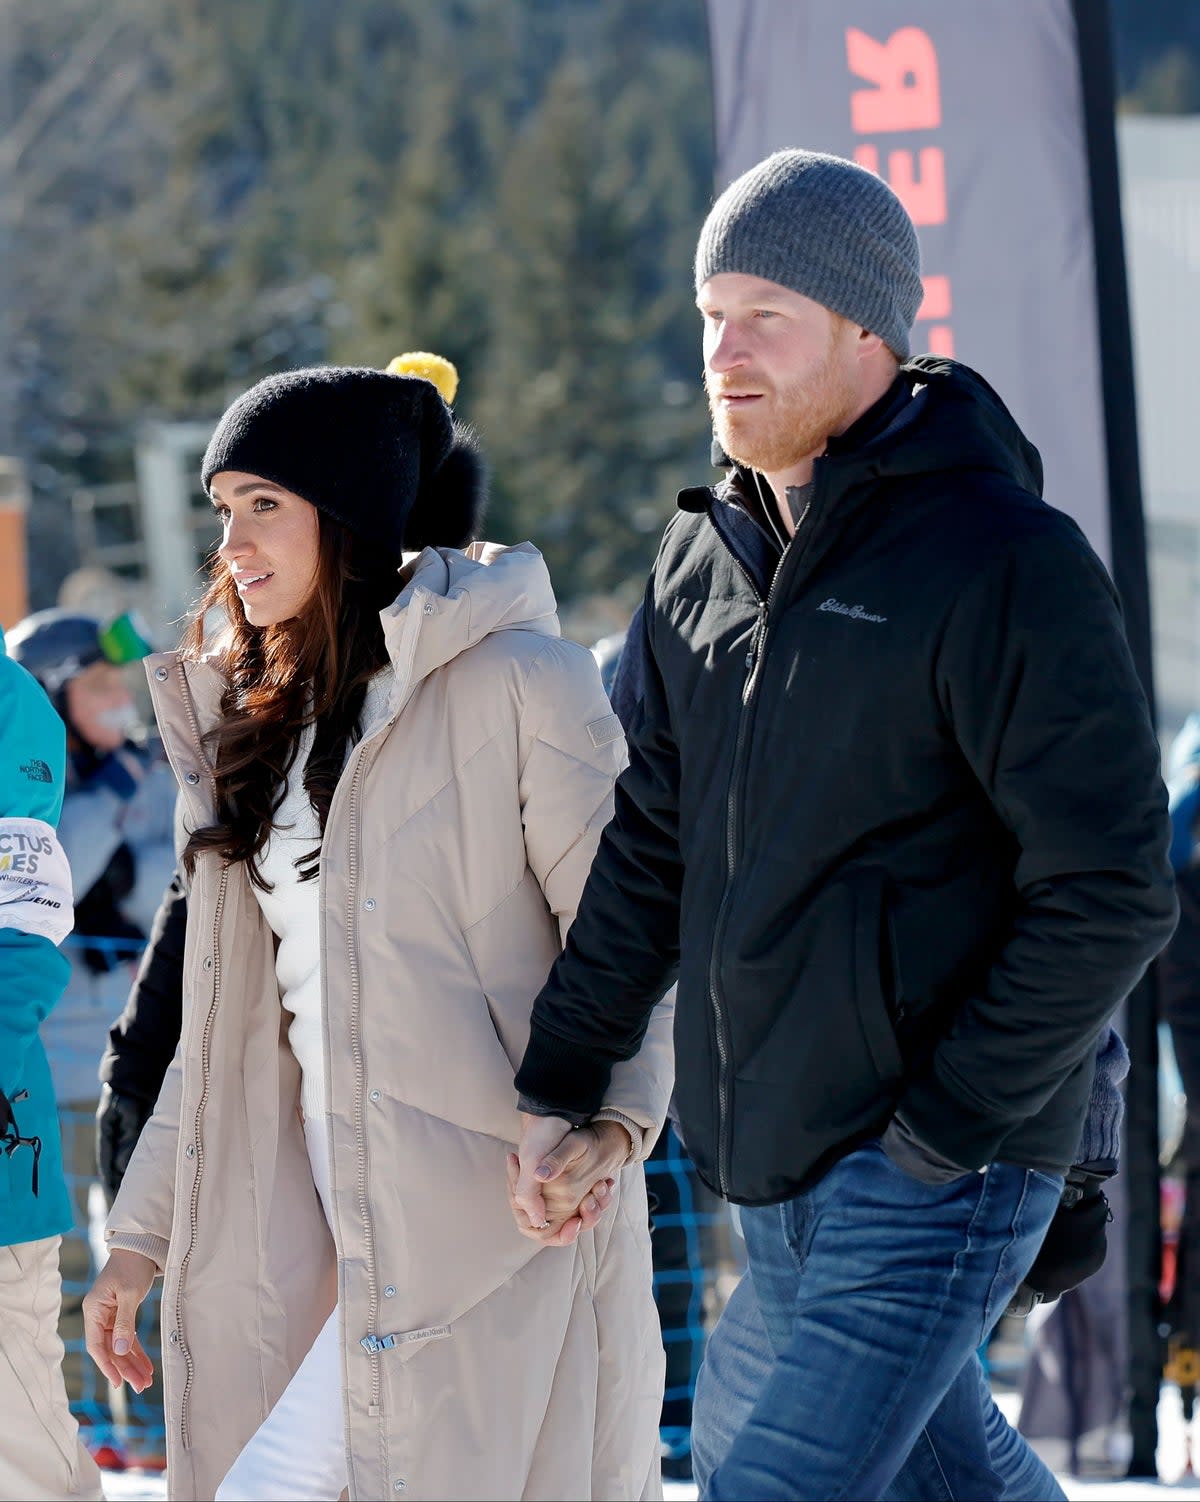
(0, 1236), (104, 1501)
(216, 1114), (347, 1501)
(214, 1306), (345, 1501)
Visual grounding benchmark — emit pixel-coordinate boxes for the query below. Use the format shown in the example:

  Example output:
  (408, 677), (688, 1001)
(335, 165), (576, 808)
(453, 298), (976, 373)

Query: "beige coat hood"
(109, 543), (673, 1500)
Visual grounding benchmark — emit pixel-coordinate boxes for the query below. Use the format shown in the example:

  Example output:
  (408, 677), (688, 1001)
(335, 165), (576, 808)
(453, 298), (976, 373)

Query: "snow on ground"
(100, 1388), (1200, 1500)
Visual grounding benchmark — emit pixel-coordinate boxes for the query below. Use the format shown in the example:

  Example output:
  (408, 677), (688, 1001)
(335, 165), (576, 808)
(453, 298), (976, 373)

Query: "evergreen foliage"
(0, 1), (1193, 612)
(1, 0), (714, 616)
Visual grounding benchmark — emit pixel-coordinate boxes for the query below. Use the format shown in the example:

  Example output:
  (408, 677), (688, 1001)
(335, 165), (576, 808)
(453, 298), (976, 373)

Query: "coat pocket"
(733, 866), (904, 1133)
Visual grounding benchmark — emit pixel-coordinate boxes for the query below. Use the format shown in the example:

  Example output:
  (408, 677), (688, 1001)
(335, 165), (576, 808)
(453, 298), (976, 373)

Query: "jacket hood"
(386, 540), (560, 690)
(877, 357), (1043, 496)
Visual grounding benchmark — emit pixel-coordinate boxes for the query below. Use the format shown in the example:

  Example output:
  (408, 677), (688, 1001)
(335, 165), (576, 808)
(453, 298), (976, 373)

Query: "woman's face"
(64, 661), (137, 752)
(210, 471), (321, 628)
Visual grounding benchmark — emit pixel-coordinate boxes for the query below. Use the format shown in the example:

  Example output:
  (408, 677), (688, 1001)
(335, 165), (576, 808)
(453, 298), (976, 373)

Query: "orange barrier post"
(0, 458), (29, 629)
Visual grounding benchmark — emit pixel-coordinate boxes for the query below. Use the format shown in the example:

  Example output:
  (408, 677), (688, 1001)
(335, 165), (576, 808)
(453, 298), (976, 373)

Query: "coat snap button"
(169, 1330), (180, 1345)
(394, 1482), (407, 1493)
(363, 898), (376, 912)
(203, 956), (213, 971)
(154, 666), (168, 681)
(384, 1285), (396, 1298)
(184, 771), (200, 785)
(422, 602), (435, 616)
(369, 1090), (381, 1103)
(185, 1144), (195, 1159)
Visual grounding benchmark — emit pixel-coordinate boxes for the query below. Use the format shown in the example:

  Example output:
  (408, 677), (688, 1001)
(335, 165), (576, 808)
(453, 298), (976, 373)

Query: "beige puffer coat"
(107, 543), (673, 1501)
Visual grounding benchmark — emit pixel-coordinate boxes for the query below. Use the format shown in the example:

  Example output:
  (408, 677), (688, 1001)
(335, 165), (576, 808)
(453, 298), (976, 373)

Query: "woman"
(82, 359), (672, 1501)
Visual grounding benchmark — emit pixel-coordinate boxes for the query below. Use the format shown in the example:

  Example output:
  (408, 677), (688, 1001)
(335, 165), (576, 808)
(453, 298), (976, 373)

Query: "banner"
(705, 0), (1159, 1473)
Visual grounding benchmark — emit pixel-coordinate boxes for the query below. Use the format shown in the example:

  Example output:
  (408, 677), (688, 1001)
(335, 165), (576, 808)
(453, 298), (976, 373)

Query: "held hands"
(82, 1248), (157, 1393)
(508, 1113), (632, 1248)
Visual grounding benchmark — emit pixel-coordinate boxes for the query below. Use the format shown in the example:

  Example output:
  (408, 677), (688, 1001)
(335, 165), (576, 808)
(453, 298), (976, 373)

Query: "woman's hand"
(83, 1248), (158, 1392)
(508, 1118), (633, 1247)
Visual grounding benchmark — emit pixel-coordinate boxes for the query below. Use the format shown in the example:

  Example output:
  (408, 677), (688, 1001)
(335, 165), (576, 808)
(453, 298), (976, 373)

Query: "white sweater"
(252, 673), (393, 1221)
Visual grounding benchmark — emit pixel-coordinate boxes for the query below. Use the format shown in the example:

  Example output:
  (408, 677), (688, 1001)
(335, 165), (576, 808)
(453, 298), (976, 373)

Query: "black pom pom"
(403, 424), (488, 550)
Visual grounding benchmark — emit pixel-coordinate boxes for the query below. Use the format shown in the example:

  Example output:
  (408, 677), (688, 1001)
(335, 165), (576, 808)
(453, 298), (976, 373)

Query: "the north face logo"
(19, 759), (53, 784)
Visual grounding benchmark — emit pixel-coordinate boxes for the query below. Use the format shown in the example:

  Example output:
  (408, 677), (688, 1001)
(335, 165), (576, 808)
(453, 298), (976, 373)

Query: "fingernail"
(596, 1183), (610, 1201)
(584, 1196), (597, 1214)
(113, 1338), (130, 1356)
(535, 1165), (552, 1180)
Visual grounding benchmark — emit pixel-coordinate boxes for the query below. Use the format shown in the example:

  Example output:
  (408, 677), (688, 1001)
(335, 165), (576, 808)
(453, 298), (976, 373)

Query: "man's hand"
(83, 1248), (157, 1392)
(509, 1114), (631, 1247)
(1007, 1174), (1112, 1316)
(96, 1085), (152, 1205)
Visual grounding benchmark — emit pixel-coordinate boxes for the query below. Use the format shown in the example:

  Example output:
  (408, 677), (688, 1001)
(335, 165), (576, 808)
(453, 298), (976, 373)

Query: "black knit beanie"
(201, 364), (486, 563)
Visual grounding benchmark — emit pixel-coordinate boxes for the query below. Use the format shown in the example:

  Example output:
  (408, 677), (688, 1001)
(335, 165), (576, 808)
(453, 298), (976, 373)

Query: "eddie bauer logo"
(20, 759), (53, 783)
(818, 598), (888, 624)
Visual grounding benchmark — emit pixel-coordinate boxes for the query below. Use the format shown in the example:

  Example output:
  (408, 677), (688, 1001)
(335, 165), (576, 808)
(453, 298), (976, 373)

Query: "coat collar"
(385, 541), (559, 697)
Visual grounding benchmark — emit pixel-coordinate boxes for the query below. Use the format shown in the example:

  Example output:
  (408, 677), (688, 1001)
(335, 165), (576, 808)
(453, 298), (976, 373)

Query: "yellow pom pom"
(386, 351), (459, 405)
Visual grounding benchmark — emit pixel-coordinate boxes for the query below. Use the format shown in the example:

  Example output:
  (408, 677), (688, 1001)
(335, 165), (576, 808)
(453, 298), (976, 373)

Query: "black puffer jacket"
(518, 358), (1177, 1205)
(99, 866), (186, 1105)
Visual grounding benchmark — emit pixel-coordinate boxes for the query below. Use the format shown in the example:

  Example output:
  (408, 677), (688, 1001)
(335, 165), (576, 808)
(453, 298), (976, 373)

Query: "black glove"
(96, 1084), (153, 1204)
(1007, 1163), (1114, 1316)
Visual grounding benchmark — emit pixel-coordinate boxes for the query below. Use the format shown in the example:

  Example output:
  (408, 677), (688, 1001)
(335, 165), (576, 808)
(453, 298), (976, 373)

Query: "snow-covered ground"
(99, 1388), (1200, 1500)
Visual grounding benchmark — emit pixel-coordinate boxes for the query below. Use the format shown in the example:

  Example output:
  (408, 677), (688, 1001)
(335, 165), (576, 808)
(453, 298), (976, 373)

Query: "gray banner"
(705, 0), (1110, 563)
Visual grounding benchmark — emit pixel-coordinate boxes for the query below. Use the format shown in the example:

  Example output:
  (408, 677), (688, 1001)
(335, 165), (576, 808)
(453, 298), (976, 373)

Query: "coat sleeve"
(898, 520), (1178, 1168)
(516, 581), (684, 1120)
(516, 633), (675, 1155)
(100, 865), (187, 1106)
(104, 1036), (183, 1270)
(0, 656), (71, 1099)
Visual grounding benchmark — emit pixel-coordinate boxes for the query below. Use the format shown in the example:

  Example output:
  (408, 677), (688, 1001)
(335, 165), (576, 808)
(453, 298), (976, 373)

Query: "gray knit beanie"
(695, 149), (923, 359)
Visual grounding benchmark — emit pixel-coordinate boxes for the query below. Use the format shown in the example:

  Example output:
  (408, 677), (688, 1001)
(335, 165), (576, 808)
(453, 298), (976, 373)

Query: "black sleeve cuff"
(516, 1094), (590, 1128)
(515, 1023), (614, 1120)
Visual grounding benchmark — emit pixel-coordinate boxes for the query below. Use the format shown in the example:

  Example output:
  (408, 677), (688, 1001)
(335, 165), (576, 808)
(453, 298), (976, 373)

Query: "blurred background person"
(6, 607), (176, 1471)
(1157, 716), (1200, 1455)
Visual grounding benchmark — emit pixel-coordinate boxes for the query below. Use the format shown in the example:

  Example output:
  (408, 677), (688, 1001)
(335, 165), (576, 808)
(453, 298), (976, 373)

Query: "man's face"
(699, 273), (862, 480)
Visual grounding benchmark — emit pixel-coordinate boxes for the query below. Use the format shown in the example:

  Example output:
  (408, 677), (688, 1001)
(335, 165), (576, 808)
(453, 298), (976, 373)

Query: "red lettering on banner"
(847, 27), (941, 133)
(918, 276), (951, 320)
(885, 148), (946, 226)
(852, 146), (946, 227)
(847, 27), (953, 356)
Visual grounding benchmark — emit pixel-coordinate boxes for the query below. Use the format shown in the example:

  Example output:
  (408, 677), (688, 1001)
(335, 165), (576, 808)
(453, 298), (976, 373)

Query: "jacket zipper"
(706, 485), (818, 1196)
(343, 754), (382, 1425)
(177, 863), (227, 1451)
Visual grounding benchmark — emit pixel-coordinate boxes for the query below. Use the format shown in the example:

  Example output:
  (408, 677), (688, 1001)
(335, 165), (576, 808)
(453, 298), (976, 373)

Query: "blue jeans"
(693, 1140), (1065, 1501)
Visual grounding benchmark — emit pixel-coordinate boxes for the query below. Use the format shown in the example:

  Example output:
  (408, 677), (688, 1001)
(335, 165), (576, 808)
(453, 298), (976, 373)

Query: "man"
(512, 149), (1177, 1499)
(0, 623), (103, 1500)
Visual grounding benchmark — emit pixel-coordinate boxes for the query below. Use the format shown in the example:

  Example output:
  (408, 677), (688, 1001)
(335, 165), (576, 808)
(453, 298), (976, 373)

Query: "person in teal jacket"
(0, 623), (102, 1500)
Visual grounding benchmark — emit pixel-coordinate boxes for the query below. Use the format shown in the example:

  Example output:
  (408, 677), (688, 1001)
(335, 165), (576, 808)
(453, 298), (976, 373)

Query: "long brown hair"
(182, 511), (397, 887)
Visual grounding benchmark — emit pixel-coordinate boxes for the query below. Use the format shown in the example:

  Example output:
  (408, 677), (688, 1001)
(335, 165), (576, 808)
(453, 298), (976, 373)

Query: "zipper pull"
(360, 1332), (397, 1354)
(742, 602), (769, 702)
(743, 602), (768, 673)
